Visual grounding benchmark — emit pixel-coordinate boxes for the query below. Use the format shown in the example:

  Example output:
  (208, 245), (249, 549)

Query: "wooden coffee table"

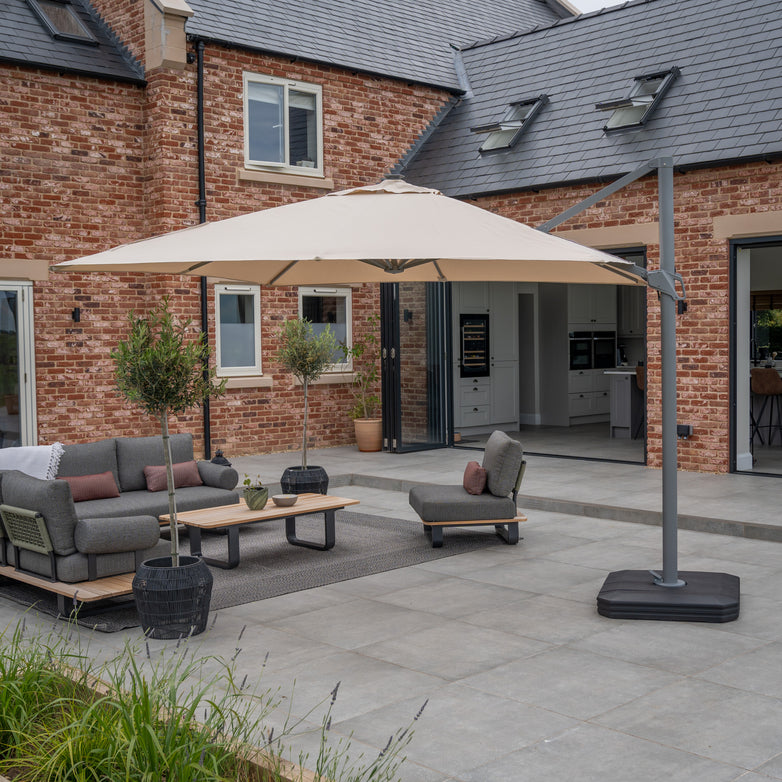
(160, 493), (360, 569)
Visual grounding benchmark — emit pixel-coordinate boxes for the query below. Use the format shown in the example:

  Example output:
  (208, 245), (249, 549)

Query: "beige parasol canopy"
(56, 180), (644, 286)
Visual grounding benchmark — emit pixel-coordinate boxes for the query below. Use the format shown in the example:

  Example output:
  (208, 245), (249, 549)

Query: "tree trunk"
(161, 413), (180, 566)
(302, 380), (309, 470)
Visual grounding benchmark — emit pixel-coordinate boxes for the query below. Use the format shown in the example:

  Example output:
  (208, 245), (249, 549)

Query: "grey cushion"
(74, 485), (239, 520)
(196, 461), (239, 490)
(481, 431), (524, 497)
(57, 438), (120, 488)
(10, 540), (167, 583)
(1, 470), (78, 556)
(74, 515), (160, 554)
(409, 484), (516, 522)
(116, 434), (195, 492)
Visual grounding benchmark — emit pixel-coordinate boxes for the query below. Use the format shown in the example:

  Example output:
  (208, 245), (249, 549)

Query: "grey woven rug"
(0, 510), (508, 632)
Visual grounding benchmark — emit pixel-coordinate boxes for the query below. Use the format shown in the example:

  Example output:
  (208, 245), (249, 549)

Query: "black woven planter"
(132, 555), (213, 640)
(280, 465), (329, 495)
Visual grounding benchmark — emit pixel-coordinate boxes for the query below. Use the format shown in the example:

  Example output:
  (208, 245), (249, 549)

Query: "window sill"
(222, 375), (274, 389)
(237, 169), (335, 190)
(294, 372), (355, 386)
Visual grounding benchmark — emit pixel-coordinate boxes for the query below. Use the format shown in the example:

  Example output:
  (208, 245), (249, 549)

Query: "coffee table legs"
(187, 526), (241, 569)
(285, 509), (336, 550)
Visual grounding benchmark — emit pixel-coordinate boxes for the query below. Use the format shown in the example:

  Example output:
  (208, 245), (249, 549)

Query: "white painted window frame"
(243, 72), (323, 176)
(215, 283), (262, 376)
(298, 286), (352, 372)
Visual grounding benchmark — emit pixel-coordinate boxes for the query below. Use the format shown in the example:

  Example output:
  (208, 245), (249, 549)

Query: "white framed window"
(215, 284), (262, 376)
(298, 287), (352, 371)
(243, 72), (323, 175)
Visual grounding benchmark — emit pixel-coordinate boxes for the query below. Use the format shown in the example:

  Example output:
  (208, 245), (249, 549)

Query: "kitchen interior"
(736, 242), (782, 476)
(452, 274), (646, 463)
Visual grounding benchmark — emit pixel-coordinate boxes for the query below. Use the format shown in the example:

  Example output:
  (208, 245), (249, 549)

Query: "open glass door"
(381, 281), (452, 452)
(0, 282), (36, 447)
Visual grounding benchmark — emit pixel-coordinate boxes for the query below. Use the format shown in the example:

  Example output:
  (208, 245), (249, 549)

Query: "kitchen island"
(605, 368), (644, 439)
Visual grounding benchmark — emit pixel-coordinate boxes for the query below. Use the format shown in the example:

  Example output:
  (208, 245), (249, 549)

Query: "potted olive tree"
(112, 299), (226, 639)
(277, 317), (338, 494)
(341, 313), (382, 452)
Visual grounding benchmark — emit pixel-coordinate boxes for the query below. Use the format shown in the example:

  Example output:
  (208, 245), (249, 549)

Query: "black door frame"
(380, 282), (453, 452)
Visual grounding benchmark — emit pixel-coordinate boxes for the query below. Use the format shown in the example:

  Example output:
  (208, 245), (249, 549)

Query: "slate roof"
(0, 0), (144, 83)
(184, 0), (565, 90)
(402, 0), (782, 196)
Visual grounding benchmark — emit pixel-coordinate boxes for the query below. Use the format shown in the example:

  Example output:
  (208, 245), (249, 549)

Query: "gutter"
(192, 37), (212, 458)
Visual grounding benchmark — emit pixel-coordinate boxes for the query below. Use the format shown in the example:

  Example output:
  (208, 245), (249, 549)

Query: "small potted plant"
(276, 317), (338, 494)
(112, 298), (226, 639)
(242, 474), (268, 510)
(341, 313), (382, 452)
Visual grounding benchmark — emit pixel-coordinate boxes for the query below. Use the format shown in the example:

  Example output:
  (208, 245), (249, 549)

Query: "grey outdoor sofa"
(0, 434), (239, 583)
(409, 430), (526, 547)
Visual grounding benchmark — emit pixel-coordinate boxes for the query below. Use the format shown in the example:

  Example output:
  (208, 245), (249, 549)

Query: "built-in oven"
(593, 331), (617, 369)
(569, 331), (593, 370)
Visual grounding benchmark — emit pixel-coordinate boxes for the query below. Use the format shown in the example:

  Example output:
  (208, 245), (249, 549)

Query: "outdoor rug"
(0, 510), (511, 633)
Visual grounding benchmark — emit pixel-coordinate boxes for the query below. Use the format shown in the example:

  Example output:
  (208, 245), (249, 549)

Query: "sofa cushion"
(74, 515), (160, 554)
(144, 461), (203, 492)
(481, 431), (524, 497)
(57, 438), (119, 488)
(116, 434), (194, 492)
(58, 471), (120, 503)
(0, 470), (78, 556)
(73, 485), (240, 520)
(409, 484), (516, 522)
(462, 461), (487, 495)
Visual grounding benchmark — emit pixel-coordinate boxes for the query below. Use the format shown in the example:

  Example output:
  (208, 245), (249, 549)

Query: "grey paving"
(2, 446), (782, 781)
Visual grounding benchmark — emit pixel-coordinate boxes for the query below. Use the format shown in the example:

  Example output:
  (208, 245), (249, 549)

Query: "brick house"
(2, 0), (781, 478)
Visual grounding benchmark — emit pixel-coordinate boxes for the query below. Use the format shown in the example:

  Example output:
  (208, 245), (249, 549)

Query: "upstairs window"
(471, 95), (548, 153)
(243, 73), (323, 175)
(596, 68), (679, 131)
(27, 0), (97, 44)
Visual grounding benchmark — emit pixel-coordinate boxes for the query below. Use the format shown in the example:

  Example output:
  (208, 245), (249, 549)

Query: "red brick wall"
(2, 33), (449, 458)
(479, 160), (782, 473)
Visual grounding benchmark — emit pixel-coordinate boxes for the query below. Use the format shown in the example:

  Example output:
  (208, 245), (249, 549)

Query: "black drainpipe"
(194, 38), (212, 458)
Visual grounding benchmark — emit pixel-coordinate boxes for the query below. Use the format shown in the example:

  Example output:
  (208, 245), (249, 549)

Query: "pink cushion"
(144, 461), (203, 492)
(58, 471), (120, 503)
(462, 461), (487, 495)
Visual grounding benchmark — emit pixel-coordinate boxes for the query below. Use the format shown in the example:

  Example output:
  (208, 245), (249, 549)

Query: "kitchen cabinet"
(607, 370), (644, 438)
(457, 377), (491, 427)
(491, 362), (518, 423)
(568, 368), (609, 420)
(618, 286), (646, 336)
(568, 284), (617, 329)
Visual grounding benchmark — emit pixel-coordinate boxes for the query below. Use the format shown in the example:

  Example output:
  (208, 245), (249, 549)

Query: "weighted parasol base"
(597, 570), (740, 623)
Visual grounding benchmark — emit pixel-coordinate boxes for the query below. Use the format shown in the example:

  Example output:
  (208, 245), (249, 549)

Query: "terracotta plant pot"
(243, 486), (269, 510)
(353, 418), (382, 452)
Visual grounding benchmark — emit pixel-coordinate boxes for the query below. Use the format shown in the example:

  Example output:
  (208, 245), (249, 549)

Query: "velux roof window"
(27, 0), (98, 44)
(596, 68), (679, 131)
(471, 95), (548, 153)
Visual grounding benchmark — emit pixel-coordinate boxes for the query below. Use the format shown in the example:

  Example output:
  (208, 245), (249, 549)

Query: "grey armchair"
(408, 430), (526, 547)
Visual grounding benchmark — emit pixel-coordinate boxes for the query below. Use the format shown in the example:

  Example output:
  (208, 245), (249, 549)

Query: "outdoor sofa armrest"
(196, 461), (239, 491)
(74, 515), (160, 555)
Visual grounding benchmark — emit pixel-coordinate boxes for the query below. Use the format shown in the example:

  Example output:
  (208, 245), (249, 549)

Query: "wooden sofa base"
(422, 514), (527, 548)
(0, 564), (135, 615)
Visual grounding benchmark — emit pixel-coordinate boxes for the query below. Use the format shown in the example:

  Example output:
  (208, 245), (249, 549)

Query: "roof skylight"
(596, 68), (679, 131)
(27, 0), (98, 44)
(471, 95), (548, 153)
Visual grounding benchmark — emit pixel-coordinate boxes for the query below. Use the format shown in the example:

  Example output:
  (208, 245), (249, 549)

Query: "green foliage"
(276, 319), (339, 469)
(112, 299), (226, 420)
(276, 318), (338, 387)
(242, 474), (264, 488)
(340, 314), (381, 420)
(0, 616), (423, 782)
(111, 298), (227, 563)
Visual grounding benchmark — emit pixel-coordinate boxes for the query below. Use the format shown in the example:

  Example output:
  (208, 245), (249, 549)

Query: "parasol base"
(597, 570), (740, 623)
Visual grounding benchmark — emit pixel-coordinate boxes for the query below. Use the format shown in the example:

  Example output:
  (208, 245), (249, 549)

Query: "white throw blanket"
(0, 442), (64, 480)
